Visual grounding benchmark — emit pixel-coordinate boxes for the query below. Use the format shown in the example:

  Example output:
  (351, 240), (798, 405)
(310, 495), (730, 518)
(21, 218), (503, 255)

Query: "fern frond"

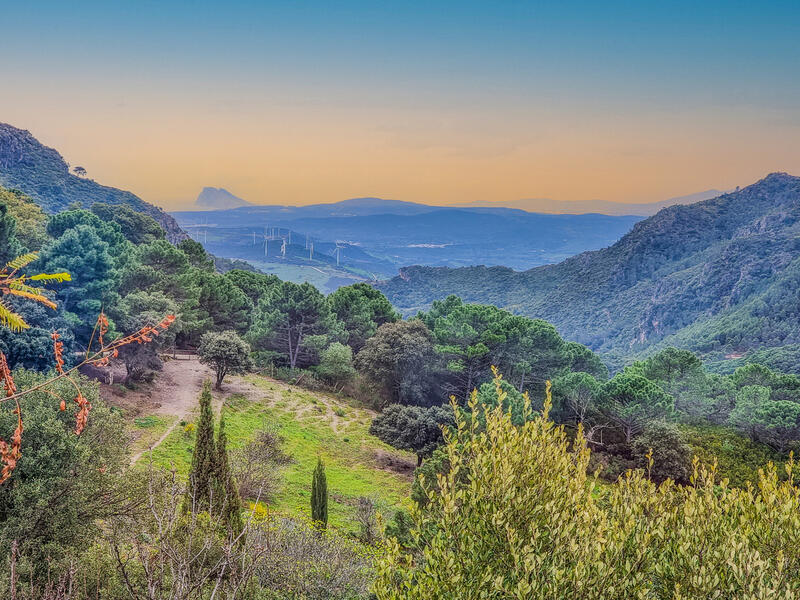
(6, 289), (57, 310)
(5, 253), (39, 271)
(29, 272), (71, 283)
(0, 301), (29, 332)
(7, 280), (49, 296)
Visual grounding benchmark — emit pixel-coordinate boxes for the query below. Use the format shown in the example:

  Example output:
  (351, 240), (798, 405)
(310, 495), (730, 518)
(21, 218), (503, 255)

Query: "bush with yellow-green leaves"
(375, 374), (800, 599)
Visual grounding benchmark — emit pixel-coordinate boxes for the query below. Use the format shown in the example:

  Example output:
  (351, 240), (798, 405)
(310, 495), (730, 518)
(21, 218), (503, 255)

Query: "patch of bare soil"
(97, 357), (213, 418)
(372, 448), (416, 477)
(93, 357), (271, 463)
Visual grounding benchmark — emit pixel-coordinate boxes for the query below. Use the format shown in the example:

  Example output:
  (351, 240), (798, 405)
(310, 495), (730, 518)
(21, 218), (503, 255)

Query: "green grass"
(146, 376), (414, 532)
(134, 415), (163, 428)
(245, 261), (364, 291)
(129, 414), (175, 457)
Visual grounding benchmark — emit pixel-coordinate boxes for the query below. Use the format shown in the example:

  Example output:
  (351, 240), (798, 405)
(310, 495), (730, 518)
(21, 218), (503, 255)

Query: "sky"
(1, 1), (799, 210)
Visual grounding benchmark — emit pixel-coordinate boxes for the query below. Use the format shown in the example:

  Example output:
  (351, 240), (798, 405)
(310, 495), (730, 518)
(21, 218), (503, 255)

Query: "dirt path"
(112, 356), (362, 463)
(128, 357), (214, 463)
(126, 357), (270, 463)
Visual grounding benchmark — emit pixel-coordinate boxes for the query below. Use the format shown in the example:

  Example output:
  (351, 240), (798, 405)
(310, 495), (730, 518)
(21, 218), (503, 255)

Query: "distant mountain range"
(378, 174), (800, 373)
(173, 200), (644, 276)
(190, 189), (726, 217)
(460, 189), (726, 216)
(0, 123), (187, 243)
(178, 197), (443, 220)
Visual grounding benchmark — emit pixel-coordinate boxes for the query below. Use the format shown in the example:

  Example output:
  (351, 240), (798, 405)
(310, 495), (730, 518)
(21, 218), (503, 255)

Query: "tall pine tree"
(187, 380), (216, 511)
(215, 416), (243, 534)
(311, 456), (328, 529)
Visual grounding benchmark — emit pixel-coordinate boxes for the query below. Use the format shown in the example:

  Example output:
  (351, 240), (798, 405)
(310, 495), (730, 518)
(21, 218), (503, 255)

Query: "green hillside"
(0, 123), (187, 242)
(378, 173), (800, 372)
(144, 375), (414, 532)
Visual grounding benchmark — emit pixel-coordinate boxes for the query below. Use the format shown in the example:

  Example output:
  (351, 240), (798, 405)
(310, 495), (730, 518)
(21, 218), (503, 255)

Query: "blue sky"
(2, 1), (799, 207)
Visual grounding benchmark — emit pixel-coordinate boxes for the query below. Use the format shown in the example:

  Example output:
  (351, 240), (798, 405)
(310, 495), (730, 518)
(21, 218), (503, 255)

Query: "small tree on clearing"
(198, 330), (253, 389)
(311, 456), (328, 529)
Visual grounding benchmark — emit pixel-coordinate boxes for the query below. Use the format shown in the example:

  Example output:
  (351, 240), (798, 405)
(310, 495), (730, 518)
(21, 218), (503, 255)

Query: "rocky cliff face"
(0, 123), (188, 243)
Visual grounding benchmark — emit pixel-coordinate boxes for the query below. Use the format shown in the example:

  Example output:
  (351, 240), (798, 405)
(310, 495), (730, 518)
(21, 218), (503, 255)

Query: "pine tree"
(187, 380), (216, 510)
(311, 456), (328, 529)
(215, 416), (243, 534)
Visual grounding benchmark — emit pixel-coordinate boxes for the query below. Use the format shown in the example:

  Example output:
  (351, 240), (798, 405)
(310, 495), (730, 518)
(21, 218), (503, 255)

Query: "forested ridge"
(0, 123), (187, 243)
(379, 172), (800, 372)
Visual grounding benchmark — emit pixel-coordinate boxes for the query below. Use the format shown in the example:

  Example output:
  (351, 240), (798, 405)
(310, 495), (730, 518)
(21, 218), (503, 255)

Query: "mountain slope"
(378, 173), (800, 370)
(0, 123), (187, 242)
(195, 187), (252, 209)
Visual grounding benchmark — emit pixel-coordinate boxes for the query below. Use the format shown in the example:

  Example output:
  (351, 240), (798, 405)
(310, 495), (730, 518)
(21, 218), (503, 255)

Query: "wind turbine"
(263, 226), (272, 257)
(333, 241), (345, 266)
(197, 218), (208, 244)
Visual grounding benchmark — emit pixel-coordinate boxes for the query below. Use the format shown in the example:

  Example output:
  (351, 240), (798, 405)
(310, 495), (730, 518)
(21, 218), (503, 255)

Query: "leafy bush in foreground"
(376, 374), (800, 599)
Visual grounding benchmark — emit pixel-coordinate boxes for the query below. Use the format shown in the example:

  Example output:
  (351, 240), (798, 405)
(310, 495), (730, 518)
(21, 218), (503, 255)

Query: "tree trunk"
(286, 324), (295, 369)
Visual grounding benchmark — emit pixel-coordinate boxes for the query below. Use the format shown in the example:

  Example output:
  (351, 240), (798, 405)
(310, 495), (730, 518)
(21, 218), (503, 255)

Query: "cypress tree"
(215, 416), (243, 534)
(311, 456), (328, 529)
(187, 380), (216, 510)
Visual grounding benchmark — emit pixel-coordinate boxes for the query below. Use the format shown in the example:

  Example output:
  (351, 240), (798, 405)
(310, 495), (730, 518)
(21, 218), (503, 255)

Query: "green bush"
(631, 421), (692, 484)
(680, 423), (783, 487)
(375, 373), (800, 599)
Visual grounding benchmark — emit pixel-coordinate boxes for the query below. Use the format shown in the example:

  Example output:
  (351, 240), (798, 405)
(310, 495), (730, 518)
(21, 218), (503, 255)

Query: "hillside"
(379, 173), (800, 371)
(114, 358), (414, 532)
(0, 123), (187, 242)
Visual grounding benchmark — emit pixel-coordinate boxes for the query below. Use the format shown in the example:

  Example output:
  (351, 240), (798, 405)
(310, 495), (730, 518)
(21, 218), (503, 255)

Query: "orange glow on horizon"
(2, 85), (798, 211)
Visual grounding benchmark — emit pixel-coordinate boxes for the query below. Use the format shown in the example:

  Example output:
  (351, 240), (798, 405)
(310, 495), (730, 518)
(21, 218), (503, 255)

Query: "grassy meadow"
(142, 375), (414, 532)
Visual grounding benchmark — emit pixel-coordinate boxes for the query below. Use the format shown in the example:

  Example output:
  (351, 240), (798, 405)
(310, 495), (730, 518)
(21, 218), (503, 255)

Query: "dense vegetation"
(379, 173), (800, 373)
(4, 168), (800, 597)
(375, 378), (800, 599)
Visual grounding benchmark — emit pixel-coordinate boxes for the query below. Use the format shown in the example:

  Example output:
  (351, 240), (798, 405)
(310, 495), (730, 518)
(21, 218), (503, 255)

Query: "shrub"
(681, 423), (783, 488)
(231, 427), (291, 501)
(631, 421), (692, 484)
(253, 516), (376, 599)
(315, 342), (356, 386)
(375, 373), (800, 599)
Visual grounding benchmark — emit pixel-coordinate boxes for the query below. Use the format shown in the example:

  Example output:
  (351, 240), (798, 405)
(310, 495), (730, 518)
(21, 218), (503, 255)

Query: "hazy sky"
(2, 1), (799, 209)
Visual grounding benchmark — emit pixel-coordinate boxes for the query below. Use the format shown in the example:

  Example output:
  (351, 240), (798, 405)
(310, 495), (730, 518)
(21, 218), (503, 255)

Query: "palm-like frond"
(5, 252), (39, 272)
(0, 255), (72, 330)
(0, 301), (29, 332)
(7, 280), (50, 296)
(29, 272), (72, 283)
(6, 289), (57, 310)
